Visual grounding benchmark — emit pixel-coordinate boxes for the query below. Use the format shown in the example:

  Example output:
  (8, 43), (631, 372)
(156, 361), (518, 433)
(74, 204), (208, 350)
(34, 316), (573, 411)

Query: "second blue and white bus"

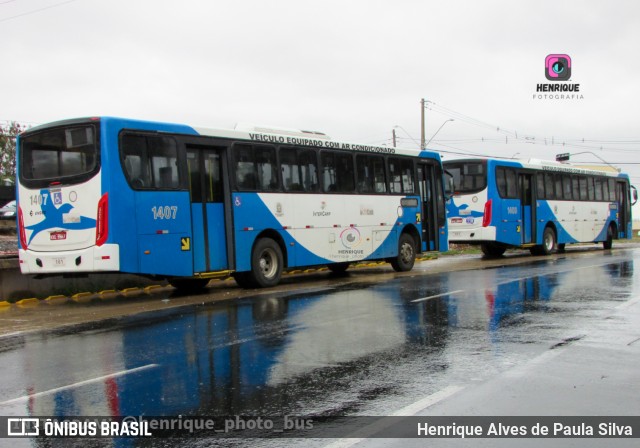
(444, 158), (637, 257)
(16, 117), (448, 289)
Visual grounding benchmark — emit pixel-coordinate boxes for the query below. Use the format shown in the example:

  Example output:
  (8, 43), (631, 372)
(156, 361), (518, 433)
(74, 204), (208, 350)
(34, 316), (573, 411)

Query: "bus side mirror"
(444, 171), (455, 200)
(632, 186), (638, 206)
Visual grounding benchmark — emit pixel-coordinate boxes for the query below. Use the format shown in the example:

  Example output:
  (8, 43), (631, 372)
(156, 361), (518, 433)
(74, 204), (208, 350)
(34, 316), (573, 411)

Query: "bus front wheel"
(603, 225), (614, 250)
(249, 237), (284, 288)
(390, 233), (416, 272)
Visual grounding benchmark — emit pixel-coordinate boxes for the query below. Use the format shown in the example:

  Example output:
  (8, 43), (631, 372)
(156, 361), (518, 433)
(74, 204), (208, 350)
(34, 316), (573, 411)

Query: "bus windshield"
(20, 125), (99, 187)
(446, 160), (487, 194)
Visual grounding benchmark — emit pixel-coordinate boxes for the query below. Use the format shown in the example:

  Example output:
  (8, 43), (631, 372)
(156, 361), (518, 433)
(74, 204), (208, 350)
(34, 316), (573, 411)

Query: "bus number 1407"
(151, 206), (178, 220)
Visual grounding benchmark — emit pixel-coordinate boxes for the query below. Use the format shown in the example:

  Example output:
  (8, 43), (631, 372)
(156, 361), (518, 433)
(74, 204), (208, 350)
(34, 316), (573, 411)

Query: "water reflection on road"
(0, 250), (636, 444)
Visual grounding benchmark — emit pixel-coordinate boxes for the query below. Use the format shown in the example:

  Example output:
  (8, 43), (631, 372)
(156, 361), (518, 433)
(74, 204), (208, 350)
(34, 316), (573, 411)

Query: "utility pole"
(392, 129), (397, 148)
(420, 98), (426, 150)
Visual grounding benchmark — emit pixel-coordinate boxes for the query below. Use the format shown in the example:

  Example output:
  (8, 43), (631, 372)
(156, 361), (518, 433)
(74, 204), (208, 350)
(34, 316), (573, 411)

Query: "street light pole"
(424, 118), (454, 149)
(420, 98), (426, 150)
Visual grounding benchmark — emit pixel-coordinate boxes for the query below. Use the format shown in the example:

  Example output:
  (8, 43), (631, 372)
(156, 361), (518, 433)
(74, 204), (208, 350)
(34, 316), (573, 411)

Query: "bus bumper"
(448, 226), (496, 243)
(18, 244), (120, 274)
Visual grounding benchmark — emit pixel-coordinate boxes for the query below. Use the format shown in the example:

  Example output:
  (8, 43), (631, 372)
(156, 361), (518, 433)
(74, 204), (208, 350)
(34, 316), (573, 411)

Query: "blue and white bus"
(17, 117), (448, 289)
(444, 158), (637, 257)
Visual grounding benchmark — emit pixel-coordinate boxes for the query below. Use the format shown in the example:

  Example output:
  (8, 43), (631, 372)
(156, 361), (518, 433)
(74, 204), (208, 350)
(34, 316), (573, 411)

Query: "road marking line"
(391, 385), (464, 416)
(411, 290), (465, 303)
(0, 364), (159, 406)
(321, 385), (464, 448)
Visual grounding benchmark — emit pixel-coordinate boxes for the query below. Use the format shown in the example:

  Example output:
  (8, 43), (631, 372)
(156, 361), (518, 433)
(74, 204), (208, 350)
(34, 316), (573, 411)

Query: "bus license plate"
(54, 258), (65, 267)
(50, 231), (67, 241)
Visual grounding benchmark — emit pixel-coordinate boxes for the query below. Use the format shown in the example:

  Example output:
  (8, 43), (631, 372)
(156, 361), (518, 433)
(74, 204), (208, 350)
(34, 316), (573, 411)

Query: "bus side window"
(563, 175), (572, 200)
(321, 151), (337, 193)
(336, 153), (355, 192)
(149, 137), (179, 189)
(389, 158), (402, 193)
(356, 155), (375, 193)
(505, 169), (517, 198)
(594, 178), (603, 201)
(496, 167), (507, 197)
(587, 177), (595, 201)
(373, 156), (386, 193)
(234, 144), (257, 190)
(401, 159), (415, 194)
(255, 145), (278, 191)
(537, 174), (545, 199)
(544, 173), (555, 200)
(608, 179), (616, 201)
(572, 176), (579, 201)
(299, 149), (319, 192)
(602, 178), (610, 202)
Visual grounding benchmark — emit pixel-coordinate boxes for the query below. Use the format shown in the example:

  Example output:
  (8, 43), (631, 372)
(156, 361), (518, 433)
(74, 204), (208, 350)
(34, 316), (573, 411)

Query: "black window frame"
(20, 122), (101, 189)
(496, 166), (519, 199)
(232, 143), (279, 192)
(388, 157), (416, 195)
(279, 146), (319, 193)
(443, 160), (487, 194)
(356, 154), (387, 194)
(119, 131), (183, 191)
(320, 150), (356, 194)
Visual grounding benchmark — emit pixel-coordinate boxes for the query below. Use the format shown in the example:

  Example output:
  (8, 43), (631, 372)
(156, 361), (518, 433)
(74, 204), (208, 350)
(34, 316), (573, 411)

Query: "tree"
(0, 121), (24, 184)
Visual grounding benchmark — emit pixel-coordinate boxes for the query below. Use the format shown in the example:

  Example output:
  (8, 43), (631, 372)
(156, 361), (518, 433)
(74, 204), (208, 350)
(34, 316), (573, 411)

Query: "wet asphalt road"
(0, 247), (638, 447)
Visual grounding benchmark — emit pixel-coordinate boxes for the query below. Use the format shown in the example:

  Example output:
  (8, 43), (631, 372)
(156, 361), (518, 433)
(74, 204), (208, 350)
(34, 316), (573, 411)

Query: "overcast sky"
(2, 0), (639, 213)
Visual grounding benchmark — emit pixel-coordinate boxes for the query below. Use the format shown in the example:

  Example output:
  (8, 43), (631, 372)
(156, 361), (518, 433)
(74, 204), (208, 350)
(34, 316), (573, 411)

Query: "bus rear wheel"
(169, 278), (210, 293)
(532, 226), (557, 256)
(390, 233), (416, 272)
(481, 242), (506, 258)
(249, 237), (284, 288)
(328, 262), (350, 274)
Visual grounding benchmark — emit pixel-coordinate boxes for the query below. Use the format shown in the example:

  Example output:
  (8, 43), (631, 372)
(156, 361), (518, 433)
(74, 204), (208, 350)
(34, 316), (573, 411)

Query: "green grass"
(442, 244), (483, 256)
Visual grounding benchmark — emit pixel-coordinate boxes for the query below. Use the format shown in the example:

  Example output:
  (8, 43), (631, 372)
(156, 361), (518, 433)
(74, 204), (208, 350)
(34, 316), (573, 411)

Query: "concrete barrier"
(0, 259), (165, 301)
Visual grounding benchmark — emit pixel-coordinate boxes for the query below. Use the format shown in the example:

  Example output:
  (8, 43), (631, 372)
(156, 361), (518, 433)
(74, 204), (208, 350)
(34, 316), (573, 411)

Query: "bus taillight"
(482, 199), (492, 227)
(96, 193), (109, 246)
(18, 206), (27, 250)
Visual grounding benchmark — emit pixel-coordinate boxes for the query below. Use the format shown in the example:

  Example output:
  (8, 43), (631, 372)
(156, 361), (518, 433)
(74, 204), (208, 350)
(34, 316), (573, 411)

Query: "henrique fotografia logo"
(545, 54), (571, 81)
(533, 53), (583, 100)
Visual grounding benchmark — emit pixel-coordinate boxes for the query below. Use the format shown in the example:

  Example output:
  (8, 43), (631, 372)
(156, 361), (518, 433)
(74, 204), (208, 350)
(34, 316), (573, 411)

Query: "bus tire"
(233, 272), (256, 289)
(603, 225), (614, 250)
(249, 237), (283, 288)
(481, 242), (506, 257)
(540, 226), (557, 255)
(390, 233), (416, 272)
(328, 262), (350, 274)
(169, 278), (210, 293)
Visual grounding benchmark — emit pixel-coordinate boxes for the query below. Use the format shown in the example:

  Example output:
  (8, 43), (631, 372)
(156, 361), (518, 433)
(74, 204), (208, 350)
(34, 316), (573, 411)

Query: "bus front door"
(616, 181), (631, 239)
(186, 146), (229, 272)
(418, 163), (443, 251)
(519, 173), (534, 244)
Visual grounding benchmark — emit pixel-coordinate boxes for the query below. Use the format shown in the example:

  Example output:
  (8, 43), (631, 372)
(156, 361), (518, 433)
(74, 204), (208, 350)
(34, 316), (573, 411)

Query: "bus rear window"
(445, 161), (487, 193)
(20, 125), (99, 185)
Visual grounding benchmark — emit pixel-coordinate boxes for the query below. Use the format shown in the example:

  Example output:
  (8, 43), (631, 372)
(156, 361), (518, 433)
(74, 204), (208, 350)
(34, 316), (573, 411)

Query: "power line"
(424, 101), (640, 155)
(0, 0), (78, 24)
